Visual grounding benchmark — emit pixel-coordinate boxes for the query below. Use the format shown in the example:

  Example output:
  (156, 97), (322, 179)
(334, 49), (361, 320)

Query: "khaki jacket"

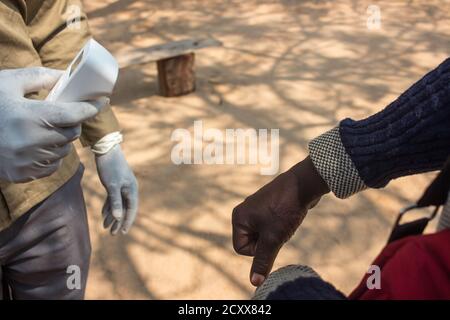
(0, 0), (120, 231)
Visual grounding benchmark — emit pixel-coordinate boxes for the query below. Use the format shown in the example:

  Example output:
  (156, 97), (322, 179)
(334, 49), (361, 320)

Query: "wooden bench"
(117, 38), (222, 97)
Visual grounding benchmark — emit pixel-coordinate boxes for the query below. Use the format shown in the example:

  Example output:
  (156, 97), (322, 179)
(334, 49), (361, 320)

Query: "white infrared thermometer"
(46, 38), (119, 102)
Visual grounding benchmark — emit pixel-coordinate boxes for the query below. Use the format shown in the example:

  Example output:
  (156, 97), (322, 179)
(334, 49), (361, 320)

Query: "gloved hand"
(96, 144), (139, 235)
(232, 156), (330, 287)
(0, 67), (107, 183)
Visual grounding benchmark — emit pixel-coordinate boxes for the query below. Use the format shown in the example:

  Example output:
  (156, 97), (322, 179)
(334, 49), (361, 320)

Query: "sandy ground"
(76, 0), (450, 299)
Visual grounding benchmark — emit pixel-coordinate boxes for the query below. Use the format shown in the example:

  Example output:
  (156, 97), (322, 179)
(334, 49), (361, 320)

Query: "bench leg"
(157, 53), (196, 97)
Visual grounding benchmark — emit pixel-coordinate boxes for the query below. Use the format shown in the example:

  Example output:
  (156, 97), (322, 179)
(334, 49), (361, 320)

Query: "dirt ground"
(77, 0), (450, 299)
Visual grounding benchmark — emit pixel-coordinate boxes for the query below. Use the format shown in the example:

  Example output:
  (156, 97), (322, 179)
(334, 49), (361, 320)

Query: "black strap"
(417, 157), (450, 207)
(387, 218), (430, 244)
(387, 156), (450, 244)
(387, 206), (439, 244)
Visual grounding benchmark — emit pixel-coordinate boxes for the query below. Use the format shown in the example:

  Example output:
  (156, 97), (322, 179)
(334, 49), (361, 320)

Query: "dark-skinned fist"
(232, 156), (330, 286)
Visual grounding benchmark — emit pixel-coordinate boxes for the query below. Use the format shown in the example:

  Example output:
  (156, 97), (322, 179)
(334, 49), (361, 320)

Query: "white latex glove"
(96, 144), (139, 235)
(0, 67), (107, 183)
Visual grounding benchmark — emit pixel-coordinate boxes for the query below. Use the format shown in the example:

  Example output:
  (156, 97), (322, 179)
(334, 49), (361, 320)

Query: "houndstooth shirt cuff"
(308, 127), (367, 199)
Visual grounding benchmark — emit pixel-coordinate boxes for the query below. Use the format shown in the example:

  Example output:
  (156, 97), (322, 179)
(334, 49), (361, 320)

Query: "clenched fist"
(232, 156), (330, 286)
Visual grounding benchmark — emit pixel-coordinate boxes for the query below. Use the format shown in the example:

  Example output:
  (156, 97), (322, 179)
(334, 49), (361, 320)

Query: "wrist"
(92, 131), (123, 155)
(289, 156), (330, 204)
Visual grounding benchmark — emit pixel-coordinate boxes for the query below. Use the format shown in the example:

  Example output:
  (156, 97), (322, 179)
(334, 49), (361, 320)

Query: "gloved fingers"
(32, 159), (60, 169)
(33, 144), (73, 164)
(32, 97), (109, 128)
(103, 213), (116, 229)
(120, 184), (138, 234)
(108, 186), (124, 221)
(19, 159), (63, 182)
(110, 219), (123, 236)
(102, 200), (110, 219)
(103, 195), (123, 236)
(4, 167), (56, 183)
(250, 237), (282, 287)
(49, 143), (73, 160)
(102, 201), (115, 229)
(0, 67), (63, 96)
(40, 124), (82, 145)
(16, 126), (79, 157)
(7, 119), (80, 152)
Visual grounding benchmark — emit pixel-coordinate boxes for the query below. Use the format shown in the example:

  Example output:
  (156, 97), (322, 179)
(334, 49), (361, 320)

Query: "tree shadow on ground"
(80, 0), (450, 298)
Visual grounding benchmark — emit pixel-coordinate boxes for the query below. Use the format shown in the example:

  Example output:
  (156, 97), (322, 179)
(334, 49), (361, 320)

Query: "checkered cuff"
(308, 127), (367, 199)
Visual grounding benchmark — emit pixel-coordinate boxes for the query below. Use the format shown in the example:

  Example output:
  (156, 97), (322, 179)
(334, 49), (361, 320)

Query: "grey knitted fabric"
(252, 265), (321, 300)
(309, 127), (367, 199)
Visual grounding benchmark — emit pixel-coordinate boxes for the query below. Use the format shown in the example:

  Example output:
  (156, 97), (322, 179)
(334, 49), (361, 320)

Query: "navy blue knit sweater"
(340, 58), (450, 189)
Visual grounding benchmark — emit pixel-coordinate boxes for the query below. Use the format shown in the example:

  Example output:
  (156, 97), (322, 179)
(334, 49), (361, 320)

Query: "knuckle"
(111, 199), (122, 209)
(108, 182), (121, 191)
(110, 196), (122, 206)
(231, 207), (241, 225)
(232, 203), (249, 225)
(125, 180), (138, 193)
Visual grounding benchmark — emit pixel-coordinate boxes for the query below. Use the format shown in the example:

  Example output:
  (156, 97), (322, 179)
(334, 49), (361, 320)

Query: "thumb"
(2, 67), (63, 96)
(250, 237), (282, 287)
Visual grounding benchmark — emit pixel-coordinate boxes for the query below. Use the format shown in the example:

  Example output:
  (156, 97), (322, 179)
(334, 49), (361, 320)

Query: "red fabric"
(349, 229), (450, 300)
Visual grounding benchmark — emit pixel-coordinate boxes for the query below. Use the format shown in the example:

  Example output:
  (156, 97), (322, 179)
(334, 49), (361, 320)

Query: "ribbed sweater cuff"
(308, 127), (367, 199)
(339, 58), (450, 188)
